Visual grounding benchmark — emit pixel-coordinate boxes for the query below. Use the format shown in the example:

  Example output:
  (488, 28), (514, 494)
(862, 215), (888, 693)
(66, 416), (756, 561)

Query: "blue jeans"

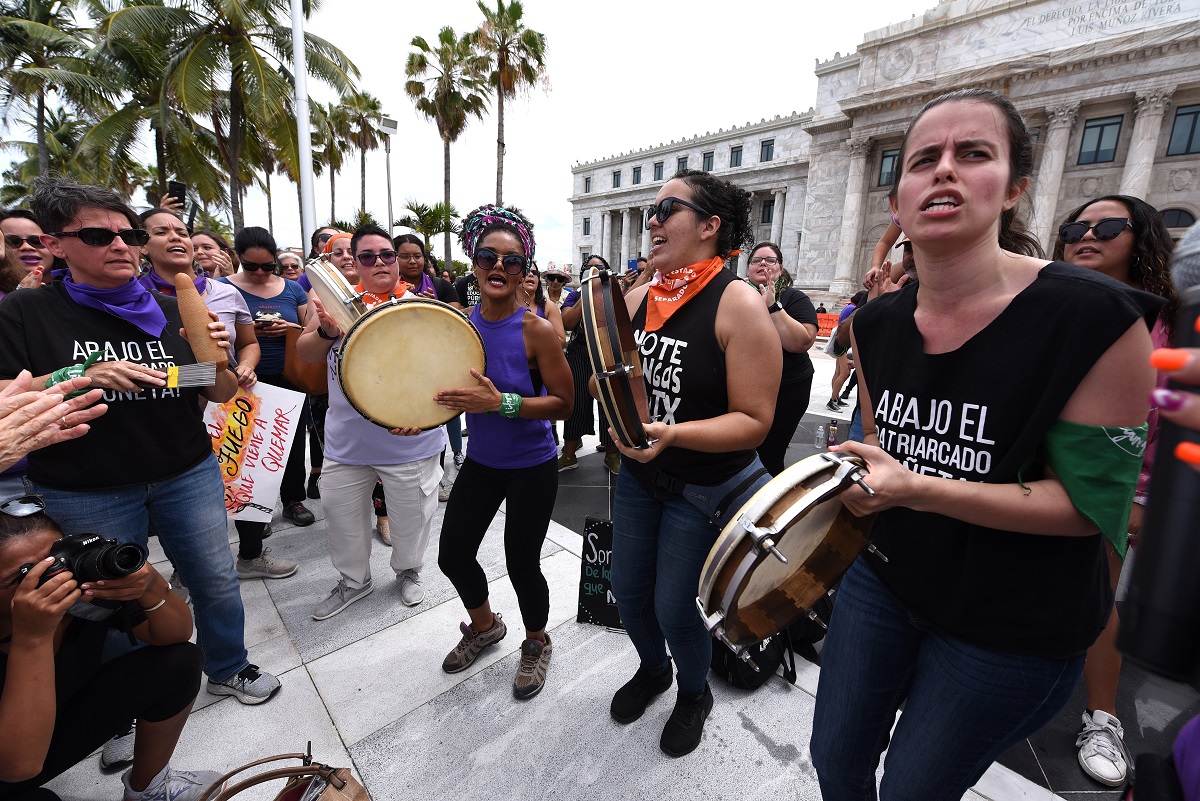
(810, 559), (1084, 800)
(31, 454), (249, 683)
(611, 460), (771, 694)
(446, 413), (463, 455)
(848, 407), (864, 443)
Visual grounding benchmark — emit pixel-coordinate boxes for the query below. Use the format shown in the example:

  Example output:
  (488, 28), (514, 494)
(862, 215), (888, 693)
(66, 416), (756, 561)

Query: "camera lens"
(71, 539), (147, 582)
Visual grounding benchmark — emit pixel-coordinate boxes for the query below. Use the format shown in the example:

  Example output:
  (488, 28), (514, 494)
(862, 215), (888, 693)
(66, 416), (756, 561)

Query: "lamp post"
(381, 116), (398, 236)
(288, 0), (316, 248)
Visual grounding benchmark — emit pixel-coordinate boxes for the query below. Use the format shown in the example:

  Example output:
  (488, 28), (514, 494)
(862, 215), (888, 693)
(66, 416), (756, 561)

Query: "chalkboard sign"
(577, 517), (623, 629)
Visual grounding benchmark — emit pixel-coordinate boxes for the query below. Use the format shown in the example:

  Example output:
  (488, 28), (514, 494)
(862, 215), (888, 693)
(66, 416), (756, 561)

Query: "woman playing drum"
(434, 205), (572, 700)
(810, 89), (1160, 798)
(607, 169), (781, 758)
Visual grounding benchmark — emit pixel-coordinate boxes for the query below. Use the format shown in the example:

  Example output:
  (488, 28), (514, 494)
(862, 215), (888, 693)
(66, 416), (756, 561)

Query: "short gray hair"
(30, 175), (139, 234)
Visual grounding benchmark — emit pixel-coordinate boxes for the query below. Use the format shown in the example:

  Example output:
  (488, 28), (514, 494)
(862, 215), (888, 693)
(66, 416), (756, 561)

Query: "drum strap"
(642, 464), (770, 525)
(710, 466), (770, 524)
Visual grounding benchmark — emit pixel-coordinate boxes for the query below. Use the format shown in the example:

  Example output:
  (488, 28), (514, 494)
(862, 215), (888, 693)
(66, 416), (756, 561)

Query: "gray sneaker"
(236, 548), (298, 580)
(122, 765), (224, 801)
(205, 664), (280, 705)
(397, 569), (425, 606)
(513, 634), (553, 700)
(168, 569), (189, 604)
(442, 612), (507, 673)
(312, 578), (373, 621)
(100, 722), (135, 768)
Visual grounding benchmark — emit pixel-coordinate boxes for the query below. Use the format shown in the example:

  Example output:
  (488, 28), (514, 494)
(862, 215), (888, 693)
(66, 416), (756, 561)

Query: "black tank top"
(625, 269), (756, 487)
(853, 261), (1162, 658)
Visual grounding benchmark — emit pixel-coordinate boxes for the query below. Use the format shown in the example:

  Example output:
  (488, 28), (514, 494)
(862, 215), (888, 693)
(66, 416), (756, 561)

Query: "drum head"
(339, 299), (485, 430)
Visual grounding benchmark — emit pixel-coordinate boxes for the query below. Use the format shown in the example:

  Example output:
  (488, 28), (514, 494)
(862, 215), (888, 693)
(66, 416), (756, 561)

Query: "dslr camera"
(18, 534), (147, 587)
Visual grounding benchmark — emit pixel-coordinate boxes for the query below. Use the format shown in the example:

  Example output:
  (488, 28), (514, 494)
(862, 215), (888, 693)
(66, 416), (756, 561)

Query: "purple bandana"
(415, 272), (434, 296)
(54, 268), (168, 338)
(140, 269), (206, 297)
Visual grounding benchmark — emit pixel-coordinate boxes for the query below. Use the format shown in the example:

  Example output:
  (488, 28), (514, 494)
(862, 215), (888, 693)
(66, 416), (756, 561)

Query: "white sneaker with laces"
(397, 568), (425, 606)
(235, 548), (298, 579)
(205, 663), (281, 704)
(122, 765), (224, 801)
(100, 722), (135, 768)
(1076, 709), (1131, 786)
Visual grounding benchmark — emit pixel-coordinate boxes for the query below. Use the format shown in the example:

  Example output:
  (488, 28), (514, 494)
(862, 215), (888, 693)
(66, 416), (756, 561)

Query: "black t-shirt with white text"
(453, 275), (480, 309)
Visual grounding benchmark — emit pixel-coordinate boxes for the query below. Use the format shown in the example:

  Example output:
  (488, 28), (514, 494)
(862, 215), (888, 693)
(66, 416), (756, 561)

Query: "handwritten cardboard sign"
(206, 383), (305, 522)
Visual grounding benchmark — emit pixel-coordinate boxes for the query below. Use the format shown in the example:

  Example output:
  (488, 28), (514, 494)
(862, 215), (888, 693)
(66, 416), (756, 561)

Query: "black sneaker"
(610, 660), (673, 724)
(659, 683), (714, 758)
(282, 501), (315, 526)
(825, 399), (841, 412)
(307, 474), (321, 499)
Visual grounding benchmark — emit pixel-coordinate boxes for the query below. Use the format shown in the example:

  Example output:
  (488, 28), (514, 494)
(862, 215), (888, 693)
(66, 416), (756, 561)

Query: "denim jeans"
(848, 407), (864, 443)
(611, 460), (771, 694)
(31, 454), (250, 683)
(810, 559), (1084, 800)
(445, 413), (463, 455)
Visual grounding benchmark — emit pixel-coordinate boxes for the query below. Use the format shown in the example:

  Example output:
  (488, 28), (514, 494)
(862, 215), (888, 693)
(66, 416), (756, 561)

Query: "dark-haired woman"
(746, 241), (818, 475)
(220, 227), (314, 559)
(810, 89), (1159, 798)
(435, 205), (572, 701)
(191, 230), (237, 279)
(518, 265), (565, 344)
(607, 170), (781, 758)
(558, 255), (609, 472)
(0, 209), (52, 288)
(1053, 194), (1177, 787)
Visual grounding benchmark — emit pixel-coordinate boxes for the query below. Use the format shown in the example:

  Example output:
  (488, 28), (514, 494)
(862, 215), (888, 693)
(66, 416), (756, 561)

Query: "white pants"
(319, 455), (442, 589)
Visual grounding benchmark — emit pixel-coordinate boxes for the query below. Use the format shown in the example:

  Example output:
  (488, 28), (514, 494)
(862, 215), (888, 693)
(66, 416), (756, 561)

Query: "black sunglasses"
(544, 275), (567, 283)
(240, 260), (277, 272)
(356, 250), (398, 268)
(317, 232), (334, 244)
(4, 234), (45, 249)
(52, 228), (150, 247)
(645, 196), (712, 229)
(474, 247), (527, 275)
(1059, 217), (1132, 245)
(0, 495), (45, 518)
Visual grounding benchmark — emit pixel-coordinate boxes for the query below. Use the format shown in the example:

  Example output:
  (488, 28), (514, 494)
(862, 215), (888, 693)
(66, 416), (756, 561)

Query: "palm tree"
(405, 26), (489, 266)
(341, 89), (382, 215)
(312, 100), (350, 224)
(107, 0), (358, 230)
(0, 0), (115, 173)
(474, 0), (545, 206)
(394, 198), (460, 253)
(0, 104), (101, 203)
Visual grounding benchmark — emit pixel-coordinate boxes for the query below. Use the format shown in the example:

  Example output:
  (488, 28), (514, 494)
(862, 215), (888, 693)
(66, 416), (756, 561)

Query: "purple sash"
(140, 269), (207, 297)
(54, 268), (167, 338)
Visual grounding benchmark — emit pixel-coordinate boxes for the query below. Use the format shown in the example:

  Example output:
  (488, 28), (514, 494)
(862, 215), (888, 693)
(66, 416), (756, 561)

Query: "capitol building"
(568, 0), (1200, 300)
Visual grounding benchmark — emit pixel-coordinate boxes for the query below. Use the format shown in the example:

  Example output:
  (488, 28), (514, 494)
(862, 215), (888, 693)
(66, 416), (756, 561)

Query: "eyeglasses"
(544, 275), (567, 283)
(396, 253), (425, 263)
(4, 234), (45, 249)
(51, 228), (150, 247)
(1058, 218), (1133, 244)
(317, 232), (334, 244)
(356, 250), (397, 267)
(473, 247), (528, 275)
(279, 262), (301, 272)
(645, 196), (712, 229)
(0, 495), (45, 518)
(748, 256), (780, 266)
(240, 260), (277, 271)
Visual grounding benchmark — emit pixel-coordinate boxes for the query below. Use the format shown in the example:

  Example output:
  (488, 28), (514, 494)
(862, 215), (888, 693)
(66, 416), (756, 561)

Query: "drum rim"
(336, 296), (484, 431)
(581, 268), (650, 449)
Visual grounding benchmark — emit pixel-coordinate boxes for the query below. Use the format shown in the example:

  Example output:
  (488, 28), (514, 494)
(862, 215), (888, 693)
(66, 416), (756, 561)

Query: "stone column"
(597, 211), (608, 264)
(640, 207), (651, 260)
(620, 208), (632, 272)
(1029, 102), (1080, 253)
(1120, 87), (1175, 201)
(829, 137), (873, 295)
(769, 189), (786, 244)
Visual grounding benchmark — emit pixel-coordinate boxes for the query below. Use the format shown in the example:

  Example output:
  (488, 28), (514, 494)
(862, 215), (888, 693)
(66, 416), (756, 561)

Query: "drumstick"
(174, 273), (229, 370)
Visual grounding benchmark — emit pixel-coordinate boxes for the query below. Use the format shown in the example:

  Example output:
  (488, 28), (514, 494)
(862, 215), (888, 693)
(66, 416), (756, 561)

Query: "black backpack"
(710, 629), (796, 690)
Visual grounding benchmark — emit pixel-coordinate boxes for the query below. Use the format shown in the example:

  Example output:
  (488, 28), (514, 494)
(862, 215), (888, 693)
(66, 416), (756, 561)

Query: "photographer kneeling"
(0, 500), (219, 801)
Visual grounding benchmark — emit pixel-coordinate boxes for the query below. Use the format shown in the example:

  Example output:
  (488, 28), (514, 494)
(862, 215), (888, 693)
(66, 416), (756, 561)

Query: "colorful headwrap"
(460, 205), (536, 263)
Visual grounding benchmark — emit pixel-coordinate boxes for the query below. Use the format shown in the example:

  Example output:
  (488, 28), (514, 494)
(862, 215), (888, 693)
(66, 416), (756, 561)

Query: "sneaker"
(307, 474), (321, 499)
(513, 634), (553, 700)
(236, 548), (298, 580)
(260, 522), (273, 539)
(557, 453), (578, 471)
(660, 683), (714, 758)
(610, 661), (674, 723)
(375, 518), (392, 546)
(122, 765), (224, 801)
(282, 501), (315, 526)
(206, 664), (281, 705)
(836, 397), (850, 407)
(438, 484), (452, 502)
(453, 452), (465, 469)
(100, 722), (135, 768)
(442, 612), (508, 673)
(168, 569), (189, 604)
(1076, 710), (1131, 786)
(825, 399), (842, 412)
(604, 451), (621, 476)
(311, 579), (373, 621)
(397, 568), (424, 606)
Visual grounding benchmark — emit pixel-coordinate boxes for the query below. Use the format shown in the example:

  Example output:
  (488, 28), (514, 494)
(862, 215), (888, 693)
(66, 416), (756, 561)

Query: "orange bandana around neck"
(644, 255), (726, 333)
(355, 280), (412, 308)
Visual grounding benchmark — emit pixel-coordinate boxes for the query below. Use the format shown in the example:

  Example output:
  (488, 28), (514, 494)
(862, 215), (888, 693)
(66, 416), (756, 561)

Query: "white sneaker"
(397, 569), (425, 606)
(1076, 709), (1131, 786)
(312, 578), (373, 620)
(236, 548), (298, 579)
(100, 722), (135, 768)
(122, 765), (224, 801)
(205, 663), (281, 704)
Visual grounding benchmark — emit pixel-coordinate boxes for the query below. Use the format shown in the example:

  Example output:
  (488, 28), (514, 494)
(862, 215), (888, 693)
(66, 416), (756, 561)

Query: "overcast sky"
(6, 0), (940, 264)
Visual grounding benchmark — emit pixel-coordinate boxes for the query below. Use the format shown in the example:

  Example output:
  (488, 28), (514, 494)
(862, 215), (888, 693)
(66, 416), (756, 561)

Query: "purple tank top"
(466, 306), (556, 469)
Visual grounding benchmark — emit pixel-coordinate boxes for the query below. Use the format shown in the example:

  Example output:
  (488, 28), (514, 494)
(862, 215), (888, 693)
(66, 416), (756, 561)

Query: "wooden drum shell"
(580, 268), (651, 449)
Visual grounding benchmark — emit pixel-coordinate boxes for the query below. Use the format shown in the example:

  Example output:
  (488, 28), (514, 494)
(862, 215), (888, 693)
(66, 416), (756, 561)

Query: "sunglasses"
(645, 196), (712, 229)
(749, 256), (780, 266)
(4, 234), (45, 249)
(357, 250), (398, 267)
(474, 247), (527, 275)
(544, 275), (567, 283)
(51, 228), (150, 247)
(0, 495), (45, 518)
(317, 232), (334, 244)
(1058, 217), (1132, 244)
(241, 260), (277, 271)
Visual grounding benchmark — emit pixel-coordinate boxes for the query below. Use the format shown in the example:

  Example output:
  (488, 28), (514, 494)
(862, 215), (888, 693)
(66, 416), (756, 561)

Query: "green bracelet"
(48, 351), (102, 398)
(499, 392), (523, 418)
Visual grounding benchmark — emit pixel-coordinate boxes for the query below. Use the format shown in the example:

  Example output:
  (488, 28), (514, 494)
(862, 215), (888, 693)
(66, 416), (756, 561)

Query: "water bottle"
(814, 425), (825, 448)
(827, 420), (839, 447)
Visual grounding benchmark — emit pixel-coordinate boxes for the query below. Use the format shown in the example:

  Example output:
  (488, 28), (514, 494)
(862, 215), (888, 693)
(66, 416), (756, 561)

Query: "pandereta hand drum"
(336, 298), (485, 431)
(696, 452), (885, 670)
(580, 267), (652, 449)
(305, 257), (367, 334)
